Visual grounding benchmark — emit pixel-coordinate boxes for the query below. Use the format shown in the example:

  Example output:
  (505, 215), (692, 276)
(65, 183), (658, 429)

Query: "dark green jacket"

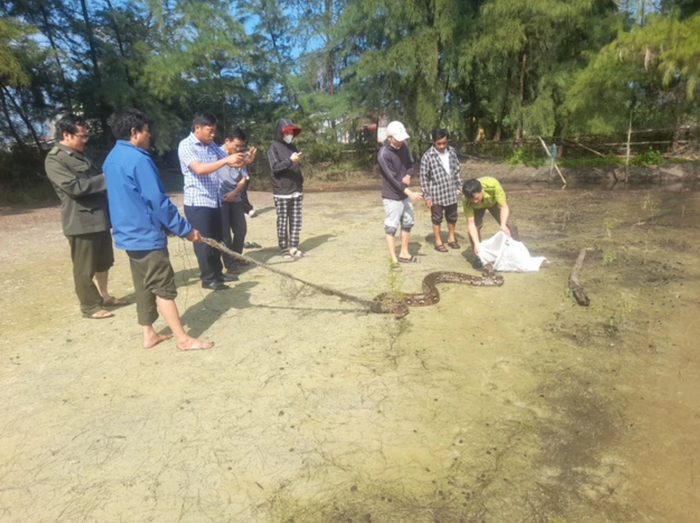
(45, 143), (110, 236)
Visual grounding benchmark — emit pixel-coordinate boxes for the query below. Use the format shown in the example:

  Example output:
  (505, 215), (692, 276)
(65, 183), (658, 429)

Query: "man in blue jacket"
(103, 109), (213, 351)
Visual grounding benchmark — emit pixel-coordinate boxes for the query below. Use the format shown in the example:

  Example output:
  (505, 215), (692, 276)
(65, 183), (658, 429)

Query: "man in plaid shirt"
(178, 113), (249, 291)
(420, 129), (462, 252)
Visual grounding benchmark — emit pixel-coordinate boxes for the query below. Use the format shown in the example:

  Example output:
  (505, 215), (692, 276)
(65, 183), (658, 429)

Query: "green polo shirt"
(462, 177), (506, 218)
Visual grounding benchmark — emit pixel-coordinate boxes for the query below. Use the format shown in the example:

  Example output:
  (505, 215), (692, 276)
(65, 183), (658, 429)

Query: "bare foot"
(103, 296), (129, 307)
(177, 337), (214, 351)
(83, 309), (115, 319)
(143, 333), (173, 349)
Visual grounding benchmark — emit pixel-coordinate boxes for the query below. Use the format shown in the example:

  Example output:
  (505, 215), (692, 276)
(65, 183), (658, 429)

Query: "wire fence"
(2, 127), (698, 202)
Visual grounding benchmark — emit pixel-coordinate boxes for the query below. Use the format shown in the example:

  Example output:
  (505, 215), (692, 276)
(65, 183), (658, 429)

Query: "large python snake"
(372, 264), (504, 318)
(202, 238), (502, 318)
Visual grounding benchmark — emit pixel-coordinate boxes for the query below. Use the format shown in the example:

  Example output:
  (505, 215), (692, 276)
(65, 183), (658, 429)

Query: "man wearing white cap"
(377, 121), (423, 269)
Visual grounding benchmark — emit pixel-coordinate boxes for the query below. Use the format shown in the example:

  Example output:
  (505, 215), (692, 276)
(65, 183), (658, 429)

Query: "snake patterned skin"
(372, 264), (504, 318)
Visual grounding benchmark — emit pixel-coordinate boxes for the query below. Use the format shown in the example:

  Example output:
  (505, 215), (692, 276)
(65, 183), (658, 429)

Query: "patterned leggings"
(274, 195), (303, 250)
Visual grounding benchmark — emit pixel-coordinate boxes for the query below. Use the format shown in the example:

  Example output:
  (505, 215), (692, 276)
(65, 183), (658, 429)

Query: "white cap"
(387, 121), (409, 142)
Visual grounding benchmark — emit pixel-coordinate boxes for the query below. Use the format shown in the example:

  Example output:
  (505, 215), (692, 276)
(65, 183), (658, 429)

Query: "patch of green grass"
(0, 180), (58, 206)
(558, 157), (624, 168)
(558, 150), (697, 168)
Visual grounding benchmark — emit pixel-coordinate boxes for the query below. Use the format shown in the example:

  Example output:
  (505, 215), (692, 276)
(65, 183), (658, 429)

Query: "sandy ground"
(1, 184), (699, 522)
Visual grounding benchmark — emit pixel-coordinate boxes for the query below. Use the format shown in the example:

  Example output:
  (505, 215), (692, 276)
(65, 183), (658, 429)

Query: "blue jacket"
(104, 141), (192, 251)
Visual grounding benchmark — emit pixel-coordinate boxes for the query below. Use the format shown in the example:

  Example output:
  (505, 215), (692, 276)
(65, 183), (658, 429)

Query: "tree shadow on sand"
(176, 278), (368, 338)
(248, 205), (275, 217)
(423, 231), (467, 245)
(178, 280), (258, 338)
(239, 233), (337, 267)
(298, 233), (336, 253)
(390, 240), (427, 261)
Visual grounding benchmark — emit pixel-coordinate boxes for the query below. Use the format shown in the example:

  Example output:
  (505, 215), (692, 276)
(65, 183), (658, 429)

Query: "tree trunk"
(671, 85), (686, 152)
(80, 0), (101, 82)
(105, 0), (137, 95)
(494, 66), (512, 142)
(79, 0), (108, 131)
(515, 51), (527, 143)
(324, 0), (334, 95)
(0, 88), (28, 152)
(39, 1), (72, 111)
(625, 108), (633, 182)
(2, 86), (44, 155)
(672, 117), (682, 152)
(552, 89), (564, 140)
(438, 71), (450, 126)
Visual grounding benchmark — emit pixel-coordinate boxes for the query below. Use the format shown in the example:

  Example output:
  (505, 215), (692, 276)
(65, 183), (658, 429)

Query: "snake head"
(393, 306), (409, 319)
(481, 262), (496, 276)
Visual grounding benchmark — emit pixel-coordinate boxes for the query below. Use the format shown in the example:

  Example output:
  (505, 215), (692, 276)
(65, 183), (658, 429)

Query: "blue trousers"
(184, 205), (224, 283)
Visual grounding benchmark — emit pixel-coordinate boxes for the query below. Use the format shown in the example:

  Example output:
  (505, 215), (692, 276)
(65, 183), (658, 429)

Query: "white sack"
(479, 232), (547, 272)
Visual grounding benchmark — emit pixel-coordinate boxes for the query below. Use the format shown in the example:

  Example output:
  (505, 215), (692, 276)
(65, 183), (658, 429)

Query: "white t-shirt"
(438, 149), (451, 173)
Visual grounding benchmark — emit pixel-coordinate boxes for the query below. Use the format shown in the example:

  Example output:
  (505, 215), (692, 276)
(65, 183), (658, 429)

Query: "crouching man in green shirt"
(462, 177), (518, 269)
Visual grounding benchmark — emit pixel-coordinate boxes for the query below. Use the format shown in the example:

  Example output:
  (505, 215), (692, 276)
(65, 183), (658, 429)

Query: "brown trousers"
(67, 230), (114, 316)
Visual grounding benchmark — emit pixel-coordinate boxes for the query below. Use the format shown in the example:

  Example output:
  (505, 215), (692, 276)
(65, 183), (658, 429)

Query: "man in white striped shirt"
(178, 113), (248, 291)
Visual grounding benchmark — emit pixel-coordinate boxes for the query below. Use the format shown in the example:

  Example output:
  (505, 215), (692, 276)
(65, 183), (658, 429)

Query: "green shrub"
(507, 146), (543, 167)
(630, 147), (664, 166)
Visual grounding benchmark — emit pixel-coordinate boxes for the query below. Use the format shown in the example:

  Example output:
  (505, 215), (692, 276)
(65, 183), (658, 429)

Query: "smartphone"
(298, 148), (305, 153)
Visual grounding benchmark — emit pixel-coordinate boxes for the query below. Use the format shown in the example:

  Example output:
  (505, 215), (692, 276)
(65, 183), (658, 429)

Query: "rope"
(201, 237), (379, 312)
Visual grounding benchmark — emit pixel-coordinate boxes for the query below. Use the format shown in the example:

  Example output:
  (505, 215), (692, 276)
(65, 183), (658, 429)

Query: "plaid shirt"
(178, 133), (226, 208)
(420, 145), (461, 206)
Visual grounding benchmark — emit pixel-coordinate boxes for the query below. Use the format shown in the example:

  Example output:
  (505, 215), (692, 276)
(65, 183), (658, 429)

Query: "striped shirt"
(178, 133), (226, 208)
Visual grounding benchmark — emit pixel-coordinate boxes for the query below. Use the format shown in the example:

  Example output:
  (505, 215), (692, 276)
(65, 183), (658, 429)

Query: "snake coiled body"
(372, 265), (504, 318)
(202, 238), (502, 318)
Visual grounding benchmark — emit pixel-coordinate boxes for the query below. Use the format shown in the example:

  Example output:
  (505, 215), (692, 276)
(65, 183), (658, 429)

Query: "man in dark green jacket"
(45, 114), (126, 319)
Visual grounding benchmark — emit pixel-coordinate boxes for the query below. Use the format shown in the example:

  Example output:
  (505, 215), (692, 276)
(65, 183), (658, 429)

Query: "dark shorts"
(127, 249), (177, 326)
(430, 202), (459, 225)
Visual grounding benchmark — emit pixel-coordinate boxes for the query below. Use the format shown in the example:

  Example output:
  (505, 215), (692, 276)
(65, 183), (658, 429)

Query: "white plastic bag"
(479, 232), (547, 272)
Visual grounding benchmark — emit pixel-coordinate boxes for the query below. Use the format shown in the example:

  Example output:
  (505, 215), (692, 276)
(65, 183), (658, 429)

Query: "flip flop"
(434, 244), (448, 253)
(390, 262), (402, 272)
(103, 297), (129, 307)
(83, 309), (115, 319)
(447, 241), (461, 249)
(398, 256), (421, 264)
